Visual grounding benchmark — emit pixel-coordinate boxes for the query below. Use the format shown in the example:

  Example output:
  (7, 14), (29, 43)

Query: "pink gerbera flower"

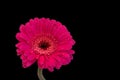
(16, 17), (75, 72)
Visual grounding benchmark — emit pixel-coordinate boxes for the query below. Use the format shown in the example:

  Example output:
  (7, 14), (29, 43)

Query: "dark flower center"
(39, 41), (50, 50)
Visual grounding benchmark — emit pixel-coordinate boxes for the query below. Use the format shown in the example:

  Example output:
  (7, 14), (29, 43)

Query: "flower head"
(16, 17), (75, 72)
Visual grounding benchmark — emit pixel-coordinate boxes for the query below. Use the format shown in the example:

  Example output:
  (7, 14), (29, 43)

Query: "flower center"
(32, 35), (57, 55)
(39, 41), (50, 50)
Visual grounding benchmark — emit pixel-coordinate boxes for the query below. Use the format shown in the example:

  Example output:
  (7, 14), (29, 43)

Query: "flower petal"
(45, 55), (56, 71)
(48, 66), (54, 72)
(38, 55), (45, 69)
(27, 54), (36, 61)
(16, 32), (29, 42)
(16, 49), (23, 56)
(68, 50), (75, 55)
(22, 61), (35, 68)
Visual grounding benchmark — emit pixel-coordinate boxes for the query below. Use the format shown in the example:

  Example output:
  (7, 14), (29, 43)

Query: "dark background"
(1, 2), (114, 79)
(4, 12), (103, 80)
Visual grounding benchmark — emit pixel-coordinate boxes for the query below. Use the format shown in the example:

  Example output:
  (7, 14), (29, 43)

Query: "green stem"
(37, 68), (46, 80)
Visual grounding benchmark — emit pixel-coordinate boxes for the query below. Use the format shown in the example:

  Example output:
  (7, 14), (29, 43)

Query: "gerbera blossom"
(16, 17), (75, 72)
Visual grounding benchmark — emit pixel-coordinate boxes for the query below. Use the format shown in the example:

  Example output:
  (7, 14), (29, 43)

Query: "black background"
(4, 11), (103, 80)
(1, 2), (115, 79)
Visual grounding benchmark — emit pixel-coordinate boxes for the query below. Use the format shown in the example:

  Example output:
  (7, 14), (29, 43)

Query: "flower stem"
(37, 68), (46, 80)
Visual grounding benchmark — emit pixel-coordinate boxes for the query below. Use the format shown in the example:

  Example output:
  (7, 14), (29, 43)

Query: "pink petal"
(23, 51), (30, 57)
(17, 43), (30, 51)
(24, 22), (36, 38)
(68, 50), (75, 55)
(21, 53), (36, 68)
(57, 44), (72, 50)
(48, 66), (54, 72)
(16, 33), (29, 42)
(29, 19), (38, 34)
(33, 17), (41, 34)
(52, 55), (62, 69)
(27, 54), (36, 61)
(20, 54), (27, 62)
(56, 52), (72, 65)
(45, 55), (56, 70)
(38, 55), (45, 69)
(16, 49), (23, 56)
(57, 39), (75, 50)
(19, 24), (25, 33)
(22, 60), (35, 68)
